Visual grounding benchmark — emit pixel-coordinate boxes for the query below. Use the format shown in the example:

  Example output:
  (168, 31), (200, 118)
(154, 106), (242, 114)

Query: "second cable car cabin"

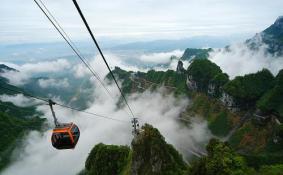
(49, 100), (80, 150)
(51, 123), (80, 149)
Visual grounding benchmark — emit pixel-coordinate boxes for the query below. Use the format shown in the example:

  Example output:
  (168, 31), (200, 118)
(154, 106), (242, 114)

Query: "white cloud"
(209, 43), (283, 79)
(38, 78), (69, 89)
(0, 59), (71, 85)
(138, 50), (183, 64)
(72, 50), (189, 81)
(2, 82), (212, 175)
(0, 94), (42, 107)
(73, 53), (150, 79)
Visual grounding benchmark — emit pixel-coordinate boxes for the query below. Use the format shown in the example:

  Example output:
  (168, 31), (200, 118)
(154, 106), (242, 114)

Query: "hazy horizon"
(1, 0), (282, 44)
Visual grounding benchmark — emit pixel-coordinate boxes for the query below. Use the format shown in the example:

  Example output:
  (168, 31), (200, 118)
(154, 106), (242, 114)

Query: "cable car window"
(71, 125), (80, 143)
(71, 125), (79, 134)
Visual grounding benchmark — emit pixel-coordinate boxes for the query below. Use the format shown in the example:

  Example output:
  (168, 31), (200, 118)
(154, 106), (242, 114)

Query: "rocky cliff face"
(176, 60), (186, 74)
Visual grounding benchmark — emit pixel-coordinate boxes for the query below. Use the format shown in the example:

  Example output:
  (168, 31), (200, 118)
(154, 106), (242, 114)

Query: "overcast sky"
(0, 0), (282, 44)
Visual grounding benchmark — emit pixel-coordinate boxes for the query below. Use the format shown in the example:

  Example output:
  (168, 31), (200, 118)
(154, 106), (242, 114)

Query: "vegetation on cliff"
(224, 69), (274, 108)
(257, 69), (283, 121)
(187, 59), (223, 92)
(188, 139), (254, 175)
(0, 68), (45, 171)
(81, 124), (187, 175)
(82, 125), (283, 175)
(188, 93), (236, 137)
(83, 143), (131, 175)
(109, 67), (187, 95)
(136, 70), (187, 94)
(0, 106), (44, 170)
(131, 124), (187, 175)
(180, 48), (212, 61)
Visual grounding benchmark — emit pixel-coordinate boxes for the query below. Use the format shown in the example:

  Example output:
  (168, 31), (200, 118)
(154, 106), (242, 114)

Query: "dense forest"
(0, 74), (45, 170)
(106, 57), (283, 174)
(80, 125), (283, 175)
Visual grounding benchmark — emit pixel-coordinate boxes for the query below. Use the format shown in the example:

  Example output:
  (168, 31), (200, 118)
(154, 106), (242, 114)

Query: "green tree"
(0, 111), (44, 170)
(257, 164), (283, 175)
(257, 69), (283, 120)
(180, 48), (212, 60)
(85, 143), (131, 175)
(131, 124), (187, 175)
(224, 69), (274, 108)
(187, 59), (222, 92)
(210, 73), (229, 97)
(188, 139), (254, 175)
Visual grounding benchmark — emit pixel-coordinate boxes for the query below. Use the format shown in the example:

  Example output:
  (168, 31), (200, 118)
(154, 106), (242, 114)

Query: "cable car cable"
(0, 85), (49, 103)
(0, 85), (128, 123)
(34, 0), (132, 118)
(37, 0), (106, 90)
(0, 102), (42, 113)
(34, 0), (108, 92)
(72, 0), (135, 119)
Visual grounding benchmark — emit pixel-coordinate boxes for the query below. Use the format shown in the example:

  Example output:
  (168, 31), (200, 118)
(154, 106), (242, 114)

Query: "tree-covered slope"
(188, 139), (254, 175)
(81, 124), (187, 175)
(81, 125), (283, 175)
(224, 69), (274, 108)
(108, 67), (187, 95)
(0, 111), (44, 170)
(180, 48), (212, 61)
(0, 64), (45, 171)
(187, 59), (224, 92)
(131, 124), (187, 175)
(82, 143), (131, 175)
(257, 69), (283, 121)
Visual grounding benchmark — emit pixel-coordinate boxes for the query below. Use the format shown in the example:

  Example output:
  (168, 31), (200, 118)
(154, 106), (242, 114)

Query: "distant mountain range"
(179, 16), (283, 62)
(0, 34), (251, 63)
(246, 16), (283, 56)
(110, 35), (250, 52)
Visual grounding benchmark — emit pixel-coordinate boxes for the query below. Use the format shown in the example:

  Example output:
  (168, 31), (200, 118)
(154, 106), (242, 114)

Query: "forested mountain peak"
(0, 64), (17, 73)
(246, 16), (283, 55)
(274, 16), (283, 28)
(80, 124), (187, 175)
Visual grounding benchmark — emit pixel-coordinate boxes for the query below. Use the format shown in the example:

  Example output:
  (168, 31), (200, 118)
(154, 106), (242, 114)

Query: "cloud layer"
(0, 94), (41, 107)
(209, 43), (283, 79)
(138, 50), (183, 64)
(2, 82), (211, 175)
(0, 59), (71, 85)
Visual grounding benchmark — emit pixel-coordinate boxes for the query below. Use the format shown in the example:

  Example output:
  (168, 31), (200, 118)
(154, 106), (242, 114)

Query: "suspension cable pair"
(33, 0), (136, 120)
(0, 85), (128, 123)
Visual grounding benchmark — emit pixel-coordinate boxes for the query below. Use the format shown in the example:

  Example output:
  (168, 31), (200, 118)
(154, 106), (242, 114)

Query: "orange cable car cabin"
(49, 99), (80, 150)
(51, 123), (80, 149)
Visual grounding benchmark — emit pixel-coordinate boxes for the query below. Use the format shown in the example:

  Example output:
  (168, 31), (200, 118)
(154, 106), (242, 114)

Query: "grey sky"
(0, 0), (282, 43)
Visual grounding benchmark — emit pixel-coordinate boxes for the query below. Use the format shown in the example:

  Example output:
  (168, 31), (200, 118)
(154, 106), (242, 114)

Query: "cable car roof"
(53, 123), (74, 131)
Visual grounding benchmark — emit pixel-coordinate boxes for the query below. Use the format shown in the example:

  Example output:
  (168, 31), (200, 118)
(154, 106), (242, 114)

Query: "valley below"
(0, 16), (283, 175)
